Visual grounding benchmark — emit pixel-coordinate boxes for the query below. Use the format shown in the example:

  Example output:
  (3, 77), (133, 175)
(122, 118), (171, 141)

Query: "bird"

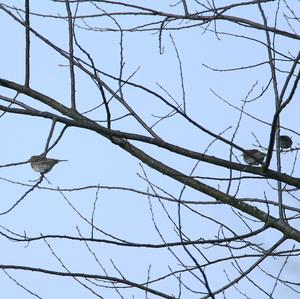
(279, 135), (292, 149)
(29, 155), (67, 174)
(242, 149), (266, 165)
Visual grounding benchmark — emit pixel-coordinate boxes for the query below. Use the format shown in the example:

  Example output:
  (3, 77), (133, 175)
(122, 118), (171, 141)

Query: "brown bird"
(29, 155), (67, 174)
(242, 149), (266, 165)
(279, 135), (292, 149)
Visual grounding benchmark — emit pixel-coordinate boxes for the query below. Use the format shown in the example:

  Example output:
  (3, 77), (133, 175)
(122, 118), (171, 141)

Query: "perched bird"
(29, 155), (67, 174)
(279, 135), (292, 149)
(242, 149), (266, 165)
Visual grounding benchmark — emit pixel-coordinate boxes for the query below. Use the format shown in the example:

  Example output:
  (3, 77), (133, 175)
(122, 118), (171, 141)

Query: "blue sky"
(0, 1), (299, 298)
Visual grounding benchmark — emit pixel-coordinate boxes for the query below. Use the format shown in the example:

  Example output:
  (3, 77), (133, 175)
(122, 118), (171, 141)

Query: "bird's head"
(29, 155), (43, 162)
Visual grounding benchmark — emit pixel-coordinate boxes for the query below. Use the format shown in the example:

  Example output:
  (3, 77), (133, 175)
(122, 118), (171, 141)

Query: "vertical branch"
(181, 0), (189, 16)
(74, 36), (112, 130)
(170, 34), (186, 114)
(24, 0), (30, 87)
(91, 186), (100, 239)
(257, 1), (280, 166)
(273, 2), (284, 220)
(43, 118), (56, 156)
(65, 0), (76, 110)
(279, 51), (300, 101)
(46, 124), (69, 154)
(257, 1), (284, 219)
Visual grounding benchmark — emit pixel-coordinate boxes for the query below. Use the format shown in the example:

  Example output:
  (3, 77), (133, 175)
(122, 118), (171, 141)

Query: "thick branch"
(1, 78), (300, 190)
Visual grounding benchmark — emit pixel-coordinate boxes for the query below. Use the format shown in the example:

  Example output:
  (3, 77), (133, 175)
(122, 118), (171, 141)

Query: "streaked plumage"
(279, 135), (292, 149)
(29, 155), (67, 174)
(242, 149), (266, 165)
